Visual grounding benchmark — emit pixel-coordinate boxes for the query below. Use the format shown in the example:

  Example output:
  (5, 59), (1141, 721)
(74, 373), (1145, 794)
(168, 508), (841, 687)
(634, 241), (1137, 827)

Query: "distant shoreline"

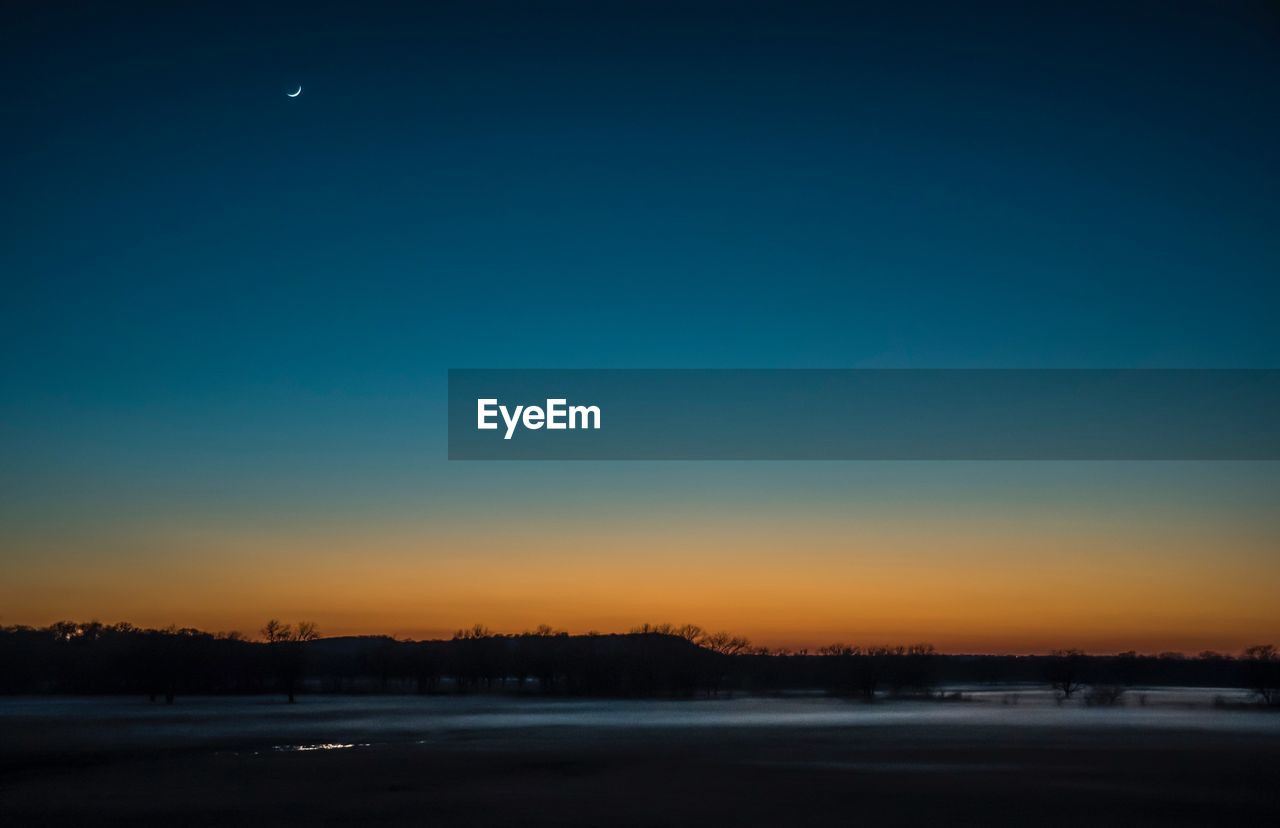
(3, 622), (1277, 708)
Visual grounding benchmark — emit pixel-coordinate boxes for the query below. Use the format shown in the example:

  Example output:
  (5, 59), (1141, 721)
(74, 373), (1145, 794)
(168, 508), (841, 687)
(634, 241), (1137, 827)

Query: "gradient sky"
(2, 1), (1279, 652)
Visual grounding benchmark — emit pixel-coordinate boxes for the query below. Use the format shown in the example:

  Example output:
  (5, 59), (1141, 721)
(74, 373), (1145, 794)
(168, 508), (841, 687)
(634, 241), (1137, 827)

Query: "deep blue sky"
(2, 3), (1279, 558)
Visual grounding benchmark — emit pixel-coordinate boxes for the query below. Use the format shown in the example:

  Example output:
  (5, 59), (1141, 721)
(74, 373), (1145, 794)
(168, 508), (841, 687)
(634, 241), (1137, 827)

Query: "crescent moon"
(287, 86), (302, 97)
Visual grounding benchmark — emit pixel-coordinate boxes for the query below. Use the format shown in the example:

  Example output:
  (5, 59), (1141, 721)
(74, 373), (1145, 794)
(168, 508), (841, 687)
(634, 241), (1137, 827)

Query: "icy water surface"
(2, 688), (1276, 757)
(2, 690), (1278, 827)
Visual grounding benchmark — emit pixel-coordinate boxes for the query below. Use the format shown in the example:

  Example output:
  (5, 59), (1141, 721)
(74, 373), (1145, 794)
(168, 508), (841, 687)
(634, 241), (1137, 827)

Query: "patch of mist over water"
(3, 689), (1276, 759)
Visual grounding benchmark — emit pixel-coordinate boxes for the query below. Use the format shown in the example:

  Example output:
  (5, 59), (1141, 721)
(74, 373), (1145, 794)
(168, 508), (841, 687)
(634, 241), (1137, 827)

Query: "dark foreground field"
(2, 692), (1278, 826)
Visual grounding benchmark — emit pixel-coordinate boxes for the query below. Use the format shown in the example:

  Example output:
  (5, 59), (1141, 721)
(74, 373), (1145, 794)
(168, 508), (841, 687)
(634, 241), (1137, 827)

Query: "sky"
(2, 1), (1279, 652)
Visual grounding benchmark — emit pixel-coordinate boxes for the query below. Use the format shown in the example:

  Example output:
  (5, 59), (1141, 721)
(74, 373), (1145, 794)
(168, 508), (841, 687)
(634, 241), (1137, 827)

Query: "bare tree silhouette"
(630, 623), (704, 643)
(699, 631), (753, 656)
(1046, 649), (1087, 701)
(1241, 644), (1279, 706)
(453, 623), (494, 640)
(261, 620), (320, 703)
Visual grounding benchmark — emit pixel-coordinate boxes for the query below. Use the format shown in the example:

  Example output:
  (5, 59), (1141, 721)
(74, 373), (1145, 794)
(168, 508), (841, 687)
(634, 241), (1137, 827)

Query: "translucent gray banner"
(447, 369), (1280, 460)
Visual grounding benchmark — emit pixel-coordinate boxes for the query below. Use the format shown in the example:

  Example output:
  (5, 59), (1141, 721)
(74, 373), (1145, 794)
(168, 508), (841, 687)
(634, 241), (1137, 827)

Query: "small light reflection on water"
(272, 742), (368, 752)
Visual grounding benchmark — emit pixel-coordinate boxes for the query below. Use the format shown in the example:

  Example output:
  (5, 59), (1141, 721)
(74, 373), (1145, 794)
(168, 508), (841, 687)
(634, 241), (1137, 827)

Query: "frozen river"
(2, 688), (1278, 755)
(2, 691), (1278, 826)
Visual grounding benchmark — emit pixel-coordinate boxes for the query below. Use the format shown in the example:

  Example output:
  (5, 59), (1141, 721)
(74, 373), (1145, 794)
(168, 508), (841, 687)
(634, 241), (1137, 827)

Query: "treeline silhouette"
(1, 621), (1276, 706)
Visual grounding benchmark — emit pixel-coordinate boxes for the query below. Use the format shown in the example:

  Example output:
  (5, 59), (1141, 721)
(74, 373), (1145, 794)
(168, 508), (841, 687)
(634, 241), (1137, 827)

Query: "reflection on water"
(748, 760), (1021, 773)
(273, 743), (367, 752)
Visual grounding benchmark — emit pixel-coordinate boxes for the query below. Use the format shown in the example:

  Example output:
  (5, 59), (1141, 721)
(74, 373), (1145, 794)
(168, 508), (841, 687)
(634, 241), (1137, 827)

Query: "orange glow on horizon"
(3, 514), (1277, 655)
